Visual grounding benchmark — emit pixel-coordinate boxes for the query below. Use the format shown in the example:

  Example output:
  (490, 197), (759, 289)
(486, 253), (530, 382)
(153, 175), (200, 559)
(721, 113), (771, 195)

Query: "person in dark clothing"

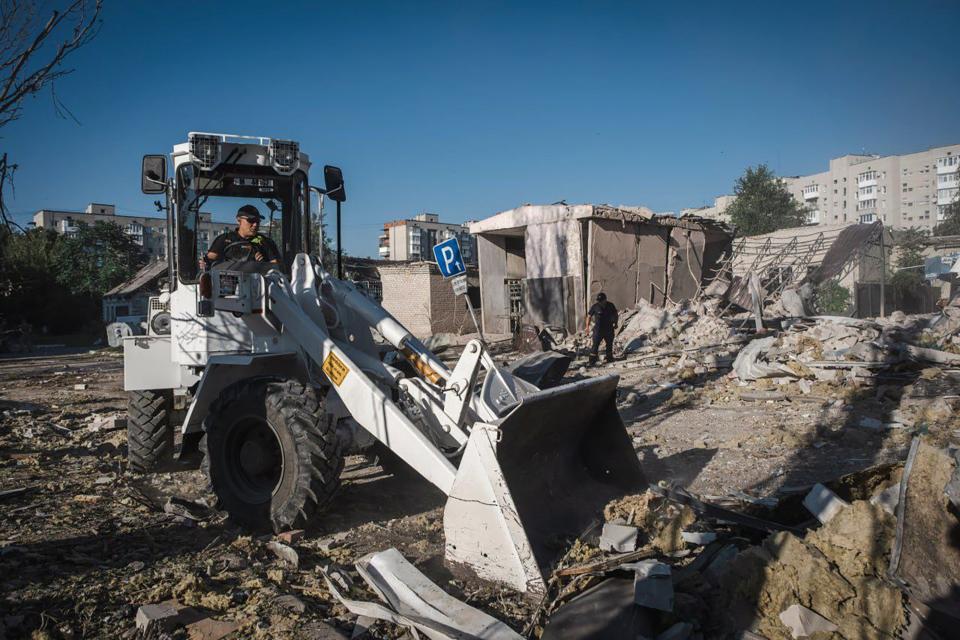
(204, 204), (280, 266)
(587, 292), (618, 365)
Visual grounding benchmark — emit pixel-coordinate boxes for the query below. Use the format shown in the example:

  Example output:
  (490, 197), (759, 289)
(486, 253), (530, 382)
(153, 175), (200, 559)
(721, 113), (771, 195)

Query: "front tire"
(201, 380), (343, 531)
(127, 389), (174, 473)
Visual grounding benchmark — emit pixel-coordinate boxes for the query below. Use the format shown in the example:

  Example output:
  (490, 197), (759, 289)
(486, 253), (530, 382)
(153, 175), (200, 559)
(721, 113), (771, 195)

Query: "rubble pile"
(616, 299), (740, 354)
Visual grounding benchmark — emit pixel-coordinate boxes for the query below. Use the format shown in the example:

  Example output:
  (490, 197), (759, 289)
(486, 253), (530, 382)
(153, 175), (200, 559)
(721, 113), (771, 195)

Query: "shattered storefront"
(469, 204), (733, 335)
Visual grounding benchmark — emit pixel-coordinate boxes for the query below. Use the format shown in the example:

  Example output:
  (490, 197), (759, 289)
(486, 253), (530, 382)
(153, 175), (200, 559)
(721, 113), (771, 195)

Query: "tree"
(726, 164), (810, 236)
(0, 0), (103, 229)
(889, 227), (927, 306)
(54, 221), (147, 297)
(933, 170), (960, 236)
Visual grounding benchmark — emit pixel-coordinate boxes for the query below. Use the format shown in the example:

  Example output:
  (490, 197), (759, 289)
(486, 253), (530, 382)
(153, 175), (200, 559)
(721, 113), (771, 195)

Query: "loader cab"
(141, 133), (320, 367)
(170, 134), (314, 284)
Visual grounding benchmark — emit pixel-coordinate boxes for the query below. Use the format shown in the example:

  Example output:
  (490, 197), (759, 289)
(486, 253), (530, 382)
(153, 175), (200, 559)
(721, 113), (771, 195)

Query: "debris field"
(2, 302), (960, 639)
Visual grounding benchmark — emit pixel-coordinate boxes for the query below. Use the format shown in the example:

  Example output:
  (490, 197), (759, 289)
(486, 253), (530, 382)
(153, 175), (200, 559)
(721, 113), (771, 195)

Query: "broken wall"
(523, 220), (584, 333)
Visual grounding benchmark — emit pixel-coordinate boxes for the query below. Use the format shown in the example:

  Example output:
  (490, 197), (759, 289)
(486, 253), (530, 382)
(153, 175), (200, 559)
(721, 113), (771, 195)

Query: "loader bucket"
(443, 374), (645, 596)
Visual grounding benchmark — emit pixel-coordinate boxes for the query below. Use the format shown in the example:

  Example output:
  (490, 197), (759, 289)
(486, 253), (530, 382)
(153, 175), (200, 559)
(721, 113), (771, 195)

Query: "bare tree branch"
(0, 0), (102, 129)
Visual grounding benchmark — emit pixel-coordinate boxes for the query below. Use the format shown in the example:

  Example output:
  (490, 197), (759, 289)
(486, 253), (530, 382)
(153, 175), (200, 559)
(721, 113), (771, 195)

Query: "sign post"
(432, 238), (485, 345)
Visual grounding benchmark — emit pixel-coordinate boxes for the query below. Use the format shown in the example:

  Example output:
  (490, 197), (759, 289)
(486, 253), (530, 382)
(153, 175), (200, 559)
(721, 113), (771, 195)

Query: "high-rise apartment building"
(378, 213), (476, 264)
(683, 144), (960, 229)
(32, 203), (236, 257)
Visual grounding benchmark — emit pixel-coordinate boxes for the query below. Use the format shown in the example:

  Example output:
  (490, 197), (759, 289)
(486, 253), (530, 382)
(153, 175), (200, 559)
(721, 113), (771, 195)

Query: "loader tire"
(127, 389), (174, 473)
(200, 379), (343, 532)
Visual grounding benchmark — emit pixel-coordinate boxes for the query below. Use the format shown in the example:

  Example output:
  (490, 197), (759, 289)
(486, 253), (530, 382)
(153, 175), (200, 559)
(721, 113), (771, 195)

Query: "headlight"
(269, 139), (299, 173)
(189, 134), (222, 170)
(150, 311), (171, 335)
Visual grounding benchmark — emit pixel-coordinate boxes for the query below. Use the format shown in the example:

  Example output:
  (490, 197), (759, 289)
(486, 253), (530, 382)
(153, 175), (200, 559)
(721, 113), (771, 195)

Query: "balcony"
(806, 209), (821, 224)
(378, 246), (390, 257)
(857, 188), (877, 201)
(937, 157), (959, 174)
(802, 185), (819, 200)
(857, 172), (878, 187)
(938, 189), (958, 206)
(859, 213), (877, 223)
(939, 174), (959, 189)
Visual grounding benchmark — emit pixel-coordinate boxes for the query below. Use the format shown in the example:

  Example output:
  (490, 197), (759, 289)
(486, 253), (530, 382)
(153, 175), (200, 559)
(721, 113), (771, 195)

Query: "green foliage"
(815, 280), (851, 315)
(890, 227), (928, 302)
(0, 221), (146, 333)
(934, 199), (960, 236)
(53, 221), (147, 297)
(727, 164), (810, 236)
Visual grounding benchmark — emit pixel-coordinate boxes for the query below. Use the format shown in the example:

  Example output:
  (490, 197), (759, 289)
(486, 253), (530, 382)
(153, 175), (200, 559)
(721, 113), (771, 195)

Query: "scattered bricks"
(599, 522), (639, 552)
(803, 483), (849, 524)
(89, 414), (126, 432)
(276, 529), (304, 545)
(632, 560), (673, 612)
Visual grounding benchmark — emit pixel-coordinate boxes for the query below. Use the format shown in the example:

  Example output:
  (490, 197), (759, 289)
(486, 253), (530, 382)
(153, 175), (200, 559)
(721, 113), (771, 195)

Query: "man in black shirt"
(587, 292), (618, 366)
(205, 204), (280, 266)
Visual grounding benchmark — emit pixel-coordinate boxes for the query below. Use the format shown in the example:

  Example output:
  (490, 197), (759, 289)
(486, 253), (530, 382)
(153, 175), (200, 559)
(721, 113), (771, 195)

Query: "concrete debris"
(325, 548), (524, 640)
(135, 600), (205, 635)
(599, 522), (639, 552)
(777, 604), (838, 639)
(274, 593), (308, 614)
(869, 482), (900, 516)
(802, 483), (849, 524)
(890, 438), (960, 620)
(732, 337), (797, 381)
(631, 559), (673, 612)
(163, 497), (214, 522)
(680, 531), (717, 546)
(185, 616), (242, 640)
(276, 529), (305, 544)
(267, 540), (300, 568)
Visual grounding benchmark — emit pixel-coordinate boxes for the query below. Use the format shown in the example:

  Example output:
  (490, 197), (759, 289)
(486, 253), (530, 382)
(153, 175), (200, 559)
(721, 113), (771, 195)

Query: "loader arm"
(208, 253), (645, 596)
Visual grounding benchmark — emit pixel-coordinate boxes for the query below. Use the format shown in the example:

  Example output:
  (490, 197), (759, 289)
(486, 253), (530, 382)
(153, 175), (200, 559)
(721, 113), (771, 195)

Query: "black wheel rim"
(223, 416), (284, 504)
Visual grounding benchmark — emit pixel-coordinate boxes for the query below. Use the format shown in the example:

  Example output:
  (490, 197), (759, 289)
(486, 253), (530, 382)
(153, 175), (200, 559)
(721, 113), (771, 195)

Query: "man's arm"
(258, 236), (281, 264)
(205, 233), (227, 264)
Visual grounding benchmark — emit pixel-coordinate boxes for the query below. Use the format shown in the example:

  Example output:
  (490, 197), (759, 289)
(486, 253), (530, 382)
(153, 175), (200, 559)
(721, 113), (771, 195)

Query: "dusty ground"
(0, 344), (942, 639)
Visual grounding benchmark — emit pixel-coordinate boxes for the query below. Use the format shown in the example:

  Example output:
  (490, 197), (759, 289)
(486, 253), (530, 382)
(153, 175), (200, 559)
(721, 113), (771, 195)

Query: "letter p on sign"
(432, 238), (466, 279)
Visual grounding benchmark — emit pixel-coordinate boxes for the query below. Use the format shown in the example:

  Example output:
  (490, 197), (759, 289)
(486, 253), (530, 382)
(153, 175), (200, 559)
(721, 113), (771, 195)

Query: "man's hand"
(254, 251), (265, 262)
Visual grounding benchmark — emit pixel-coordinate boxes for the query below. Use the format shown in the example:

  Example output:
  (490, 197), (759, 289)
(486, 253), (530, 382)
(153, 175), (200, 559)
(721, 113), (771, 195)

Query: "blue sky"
(5, 0), (960, 257)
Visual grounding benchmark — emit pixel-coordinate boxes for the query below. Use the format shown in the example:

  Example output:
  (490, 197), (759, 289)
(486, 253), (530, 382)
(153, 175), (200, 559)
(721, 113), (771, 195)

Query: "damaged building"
(469, 204), (733, 335)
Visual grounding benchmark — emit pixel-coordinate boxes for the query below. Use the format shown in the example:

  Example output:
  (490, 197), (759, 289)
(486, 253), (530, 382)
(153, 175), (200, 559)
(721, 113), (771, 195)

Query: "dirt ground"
(0, 345), (935, 639)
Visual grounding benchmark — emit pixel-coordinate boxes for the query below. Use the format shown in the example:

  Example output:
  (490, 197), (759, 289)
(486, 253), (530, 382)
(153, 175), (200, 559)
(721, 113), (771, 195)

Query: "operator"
(204, 204), (280, 267)
(586, 292), (618, 366)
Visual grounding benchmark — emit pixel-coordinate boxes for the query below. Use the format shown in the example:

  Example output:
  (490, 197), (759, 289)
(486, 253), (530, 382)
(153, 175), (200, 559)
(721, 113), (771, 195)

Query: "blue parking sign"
(432, 238), (466, 279)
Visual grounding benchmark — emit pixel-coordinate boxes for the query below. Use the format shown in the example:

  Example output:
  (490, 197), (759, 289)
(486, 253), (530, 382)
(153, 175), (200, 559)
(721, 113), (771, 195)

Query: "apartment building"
(32, 203), (235, 257)
(685, 144), (960, 230)
(378, 212), (477, 264)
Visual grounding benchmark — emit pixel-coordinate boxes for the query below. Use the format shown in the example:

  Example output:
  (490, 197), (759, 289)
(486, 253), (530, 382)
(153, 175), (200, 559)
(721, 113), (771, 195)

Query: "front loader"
(124, 132), (645, 595)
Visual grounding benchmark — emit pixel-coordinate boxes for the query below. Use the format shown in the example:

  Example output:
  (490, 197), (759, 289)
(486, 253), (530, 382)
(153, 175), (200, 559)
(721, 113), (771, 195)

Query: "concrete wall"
(379, 263), (435, 337)
(380, 262), (475, 338)
(477, 234), (510, 335)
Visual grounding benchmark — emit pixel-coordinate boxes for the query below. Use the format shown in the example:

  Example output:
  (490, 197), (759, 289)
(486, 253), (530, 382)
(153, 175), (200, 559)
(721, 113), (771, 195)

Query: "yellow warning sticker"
(322, 351), (349, 386)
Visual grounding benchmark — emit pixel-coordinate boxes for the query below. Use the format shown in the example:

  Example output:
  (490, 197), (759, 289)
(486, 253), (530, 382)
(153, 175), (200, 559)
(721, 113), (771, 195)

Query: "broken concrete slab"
(680, 531), (717, 546)
(802, 483), (849, 524)
(325, 548), (524, 639)
(777, 604), (838, 639)
(599, 522), (639, 552)
(274, 594), (307, 614)
(632, 560), (673, 612)
(185, 617), (241, 640)
(135, 600), (204, 635)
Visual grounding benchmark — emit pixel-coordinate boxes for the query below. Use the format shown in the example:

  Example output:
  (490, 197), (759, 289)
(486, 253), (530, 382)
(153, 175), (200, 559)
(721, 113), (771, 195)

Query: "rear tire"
(127, 389), (174, 473)
(201, 379), (343, 531)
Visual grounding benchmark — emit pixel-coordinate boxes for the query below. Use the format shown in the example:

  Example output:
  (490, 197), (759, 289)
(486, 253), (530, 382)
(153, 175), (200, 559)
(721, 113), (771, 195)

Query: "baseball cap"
(237, 204), (263, 221)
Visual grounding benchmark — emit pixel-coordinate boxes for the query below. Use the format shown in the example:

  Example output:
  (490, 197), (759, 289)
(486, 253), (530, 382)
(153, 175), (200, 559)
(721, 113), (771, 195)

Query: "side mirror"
(323, 165), (346, 203)
(141, 155), (167, 194)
